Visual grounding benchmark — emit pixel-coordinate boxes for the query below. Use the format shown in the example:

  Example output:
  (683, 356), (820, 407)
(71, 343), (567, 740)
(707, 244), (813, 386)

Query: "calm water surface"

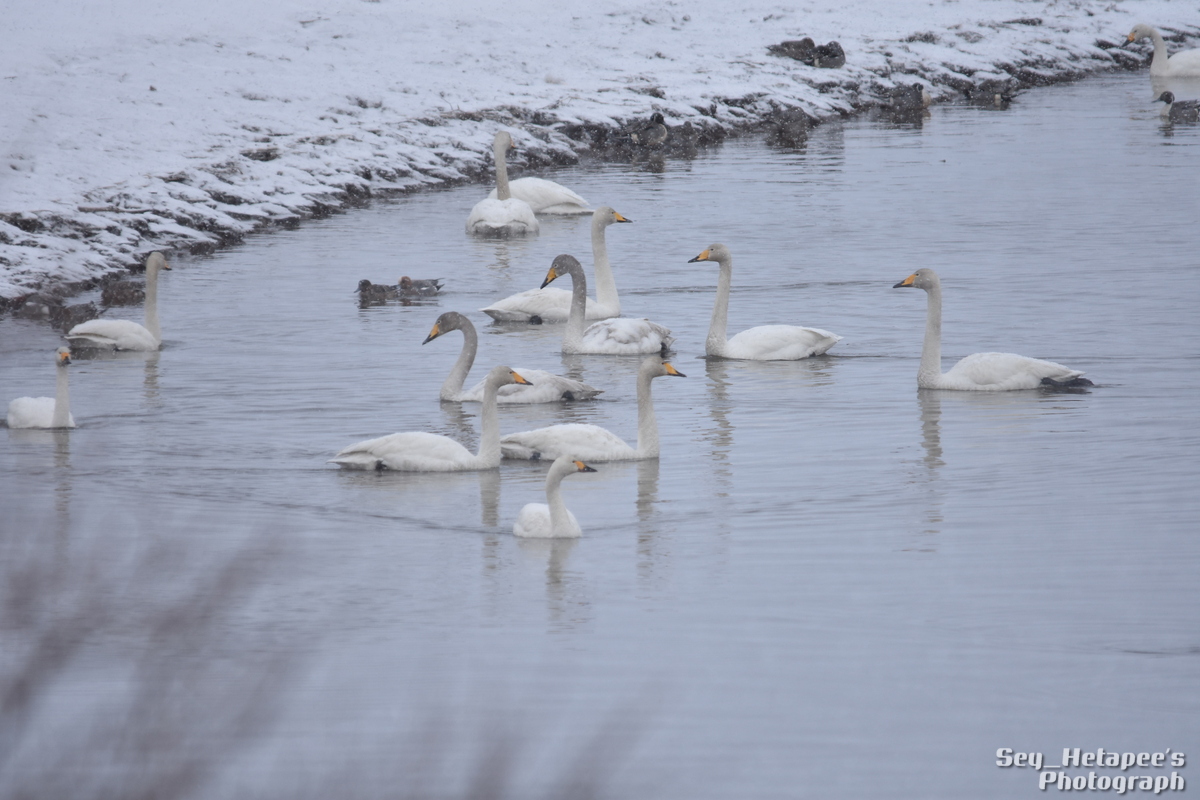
(3, 72), (1198, 798)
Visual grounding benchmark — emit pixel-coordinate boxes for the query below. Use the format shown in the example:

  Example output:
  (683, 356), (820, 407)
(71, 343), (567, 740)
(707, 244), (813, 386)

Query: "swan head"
(55, 346), (72, 367)
(494, 130), (515, 153)
(541, 254), (584, 289)
(145, 251), (171, 273)
(688, 243), (731, 264)
(1126, 24), (1155, 44)
(893, 268), (940, 291)
(593, 207), (632, 228)
(1156, 91), (1175, 105)
(423, 311), (468, 344)
(486, 364), (533, 387)
(641, 354), (687, 379)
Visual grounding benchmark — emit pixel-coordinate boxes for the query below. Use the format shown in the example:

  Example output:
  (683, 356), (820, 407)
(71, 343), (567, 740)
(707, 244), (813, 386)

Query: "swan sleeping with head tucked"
(480, 207), (631, 323)
(688, 244), (841, 360)
(329, 365), (531, 471)
(67, 252), (170, 351)
(7, 347), (75, 429)
(893, 268), (1093, 391)
(501, 355), (685, 461)
(424, 311), (602, 403)
(541, 255), (674, 355)
(1125, 24), (1200, 77)
(466, 132), (539, 237)
(512, 456), (597, 538)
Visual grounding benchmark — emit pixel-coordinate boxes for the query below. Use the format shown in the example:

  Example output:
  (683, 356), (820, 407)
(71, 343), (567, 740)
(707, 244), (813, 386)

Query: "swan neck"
(546, 468), (571, 534)
(144, 264), (161, 343)
(591, 219), (619, 312)
(919, 284), (944, 387)
(707, 258), (732, 356)
(476, 378), (502, 467)
(441, 323), (478, 400)
(494, 141), (511, 201)
(635, 367), (659, 457)
(52, 364), (71, 428)
(562, 268), (587, 353)
(1148, 29), (1168, 70)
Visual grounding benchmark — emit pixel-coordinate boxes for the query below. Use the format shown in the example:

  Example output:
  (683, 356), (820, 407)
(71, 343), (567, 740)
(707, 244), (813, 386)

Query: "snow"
(1, 0), (1196, 299)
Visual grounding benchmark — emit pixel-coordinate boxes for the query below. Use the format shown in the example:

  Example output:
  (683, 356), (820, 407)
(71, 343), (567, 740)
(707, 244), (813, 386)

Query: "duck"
(630, 113), (668, 147)
(1155, 91), (1200, 123)
(893, 268), (1093, 390)
(329, 365), (531, 471)
(482, 132), (591, 215)
(399, 276), (443, 297)
(480, 207), (631, 323)
(7, 347), (75, 429)
(466, 131), (540, 237)
(423, 311), (602, 403)
(889, 83), (932, 112)
(688, 244), (841, 360)
(501, 355), (684, 461)
(1125, 24), (1200, 77)
(512, 456), (598, 538)
(67, 252), (170, 351)
(541, 255), (673, 355)
(357, 279), (398, 304)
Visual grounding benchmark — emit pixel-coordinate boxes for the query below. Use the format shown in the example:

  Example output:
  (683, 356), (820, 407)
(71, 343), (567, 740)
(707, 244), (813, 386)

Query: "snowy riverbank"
(2, 0), (1196, 301)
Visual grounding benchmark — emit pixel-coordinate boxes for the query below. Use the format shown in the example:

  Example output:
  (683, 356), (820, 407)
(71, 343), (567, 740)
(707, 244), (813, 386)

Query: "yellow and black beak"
(58, 352), (71, 365)
(614, 211), (632, 224)
(540, 266), (560, 289)
(511, 370), (533, 386)
(162, 261), (172, 271)
(574, 460), (598, 473)
(687, 249), (711, 264)
(663, 361), (686, 378)
(422, 322), (442, 344)
(893, 273), (917, 289)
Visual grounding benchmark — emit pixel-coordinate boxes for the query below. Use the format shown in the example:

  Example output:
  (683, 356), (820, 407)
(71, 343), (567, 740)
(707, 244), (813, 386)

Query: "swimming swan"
(501, 355), (685, 461)
(1125, 24), (1200, 77)
(688, 244), (841, 360)
(466, 132), (539, 237)
(542, 255), (674, 355)
(484, 135), (592, 215)
(480, 207), (631, 323)
(67, 252), (170, 351)
(329, 365), (531, 471)
(424, 311), (602, 403)
(893, 268), (1092, 390)
(513, 456), (598, 538)
(7, 347), (75, 429)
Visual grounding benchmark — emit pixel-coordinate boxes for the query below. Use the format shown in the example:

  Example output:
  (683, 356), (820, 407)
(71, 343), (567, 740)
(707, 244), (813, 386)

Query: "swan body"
(424, 312), (602, 403)
(488, 178), (592, 215)
(1156, 91), (1200, 122)
(689, 244), (841, 360)
(7, 347), (75, 429)
(480, 207), (631, 323)
(512, 457), (597, 538)
(501, 355), (685, 461)
(1126, 24), (1200, 77)
(330, 365), (531, 471)
(542, 254), (674, 355)
(893, 268), (1091, 391)
(466, 131), (539, 236)
(67, 252), (170, 350)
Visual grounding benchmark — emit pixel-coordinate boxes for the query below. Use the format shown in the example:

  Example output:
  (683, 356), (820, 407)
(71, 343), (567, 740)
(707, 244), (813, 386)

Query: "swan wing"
(466, 197), (539, 236)
(513, 503), (582, 538)
(501, 423), (632, 461)
(7, 397), (74, 429)
(723, 325), (842, 360)
(461, 368), (602, 404)
(940, 352), (1085, 391)
(1166, 49), (1200, 76)
(480, 287), (612, 323)
(330, 431), (475, 471)
(489, 177), (592, 215)
(66, 319), (158, 351)
(579, 318), (674, 355)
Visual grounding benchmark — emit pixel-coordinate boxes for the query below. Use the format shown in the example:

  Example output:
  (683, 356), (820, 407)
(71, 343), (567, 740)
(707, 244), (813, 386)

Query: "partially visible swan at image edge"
(893, 268), (1093, 391)
(329, 365), (531, 471)
(689, 243), (841, 360)
(513, 456), (598, 538)
(1125, 24), (1200, 78)
(501, 355), (685, 461)
(7, 347), (75, 429)
(67, 252), (171, 351)
(424, 311), (602, 403)
(485, 135), (592, 215)
(542, 254), (674, 355)
(480, 207), (631, 323)
(466, 131), (539, 237)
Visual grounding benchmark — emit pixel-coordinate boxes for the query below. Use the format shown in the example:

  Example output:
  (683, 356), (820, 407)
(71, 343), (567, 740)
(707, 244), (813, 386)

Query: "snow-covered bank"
(2, 0), (1196, 302)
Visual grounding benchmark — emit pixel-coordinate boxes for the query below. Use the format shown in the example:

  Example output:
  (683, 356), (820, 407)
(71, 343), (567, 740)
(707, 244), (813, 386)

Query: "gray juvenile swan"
(512, 456), (598, 538)
(7, 347), (75, 429)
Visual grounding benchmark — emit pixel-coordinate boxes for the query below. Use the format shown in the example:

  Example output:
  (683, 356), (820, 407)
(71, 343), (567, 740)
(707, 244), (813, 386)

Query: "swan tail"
(328, 453), (385, 470)
(499, 441), (542, 460)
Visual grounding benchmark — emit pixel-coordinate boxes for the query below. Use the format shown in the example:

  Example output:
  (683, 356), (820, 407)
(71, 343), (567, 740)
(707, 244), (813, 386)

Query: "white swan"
(893, 268), (1093, 391)
(329, 365), (531, 471)
(542, 254), (674, 355)
(466, 132), (539, 237)
(67, 252), (170, 350)
(424, 311), (602, 403)
(480, 207), (631, 323)
(1126, 24), (1200, 77)
(688, 244), (841, 360)
(501, 355), (685, 461)
(513, 456), (598, 538)
(7, 347), (75, 429)
(483, 135), (592, 215)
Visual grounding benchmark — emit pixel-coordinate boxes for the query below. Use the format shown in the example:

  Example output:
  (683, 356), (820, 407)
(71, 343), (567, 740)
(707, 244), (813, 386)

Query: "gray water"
(3, 72), (1199, 798)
